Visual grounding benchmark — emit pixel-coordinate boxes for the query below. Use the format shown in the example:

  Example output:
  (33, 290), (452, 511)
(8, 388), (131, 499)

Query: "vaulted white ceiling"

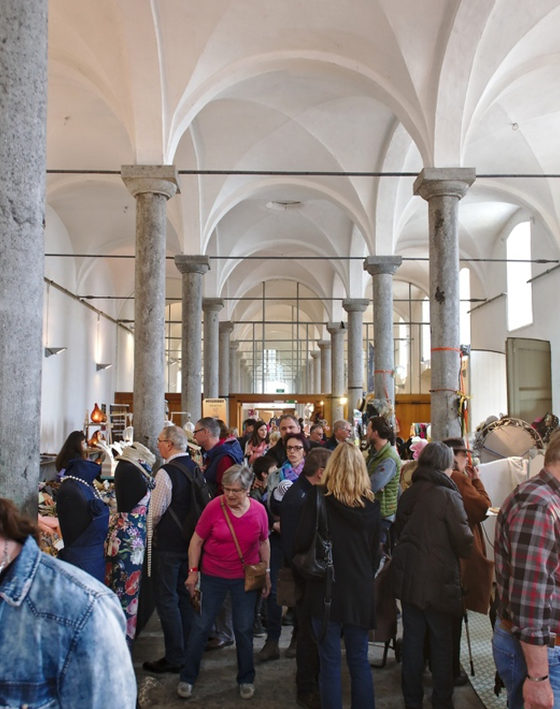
(45, 0), (560, 373)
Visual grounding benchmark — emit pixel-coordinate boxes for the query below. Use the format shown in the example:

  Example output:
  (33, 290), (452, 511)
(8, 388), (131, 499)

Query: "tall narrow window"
(507, 222), (532, 330)
(459, 267), (471, 346)
(421, 297), (430, 363)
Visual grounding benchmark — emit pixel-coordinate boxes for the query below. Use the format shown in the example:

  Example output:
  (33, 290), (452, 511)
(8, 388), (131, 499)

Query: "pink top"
(195, 495), (268, 579)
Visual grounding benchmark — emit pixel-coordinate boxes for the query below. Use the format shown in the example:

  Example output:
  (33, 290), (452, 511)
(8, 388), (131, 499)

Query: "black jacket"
(294, 487), (381, 628)
(391, 466), (473, 616)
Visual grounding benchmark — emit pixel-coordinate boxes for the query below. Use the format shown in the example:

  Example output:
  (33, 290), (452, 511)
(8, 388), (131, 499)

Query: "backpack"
(165, 460), (214, 541)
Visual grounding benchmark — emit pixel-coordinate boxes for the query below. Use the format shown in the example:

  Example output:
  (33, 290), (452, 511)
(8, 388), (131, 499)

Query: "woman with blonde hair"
(293, 442), (381, 709)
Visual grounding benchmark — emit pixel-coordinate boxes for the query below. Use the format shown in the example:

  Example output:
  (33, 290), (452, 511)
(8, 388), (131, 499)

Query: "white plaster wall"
(41, 206), (134, 453)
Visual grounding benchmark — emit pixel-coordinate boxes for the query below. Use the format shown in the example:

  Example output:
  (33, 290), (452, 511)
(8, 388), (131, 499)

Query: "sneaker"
(177, 682), (193, 699)
(239, 683), (255, 700)
(257, 639), (280, 662)
(253, 617), (266, 637)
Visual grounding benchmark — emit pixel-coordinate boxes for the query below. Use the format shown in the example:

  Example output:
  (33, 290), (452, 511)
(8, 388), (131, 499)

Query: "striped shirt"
(494, 468), (560, 645)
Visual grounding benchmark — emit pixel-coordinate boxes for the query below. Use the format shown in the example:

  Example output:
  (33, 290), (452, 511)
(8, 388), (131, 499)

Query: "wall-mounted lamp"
(44, 346), (67, 358)
(96, 362), (112, 371)
(339, 396), (348, 406)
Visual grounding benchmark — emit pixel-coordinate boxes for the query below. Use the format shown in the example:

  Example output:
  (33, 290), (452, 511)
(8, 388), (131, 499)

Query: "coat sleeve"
(445, 490), (474, 559)
(451, 472), (491, 525)
(292, 487), (317, 557)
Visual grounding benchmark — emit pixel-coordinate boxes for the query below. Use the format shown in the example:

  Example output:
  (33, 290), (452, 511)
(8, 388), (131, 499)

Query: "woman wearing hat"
(105, 442), (156, 647)
(443, 437), (493, 686)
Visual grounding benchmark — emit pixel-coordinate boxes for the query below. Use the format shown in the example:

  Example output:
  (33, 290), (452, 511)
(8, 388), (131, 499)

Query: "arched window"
(507, 221), (532, 330)
(459, 267), (471, 346)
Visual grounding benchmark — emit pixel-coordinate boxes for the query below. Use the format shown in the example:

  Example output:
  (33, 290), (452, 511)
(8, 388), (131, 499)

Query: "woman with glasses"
(258, 432), (310, 663)
(178, 464), (271, 701)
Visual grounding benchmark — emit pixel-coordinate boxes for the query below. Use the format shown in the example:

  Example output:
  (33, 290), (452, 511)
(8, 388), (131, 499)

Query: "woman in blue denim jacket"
(0, 498), (136, 708)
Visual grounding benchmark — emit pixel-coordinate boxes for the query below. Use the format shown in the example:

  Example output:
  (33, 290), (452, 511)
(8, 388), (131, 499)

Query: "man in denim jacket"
(0, 534), (136, 707)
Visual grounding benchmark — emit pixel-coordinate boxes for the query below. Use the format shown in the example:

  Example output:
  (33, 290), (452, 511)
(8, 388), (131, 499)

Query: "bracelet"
(188, 567), (199, 573)
(526, 674), (549, 682)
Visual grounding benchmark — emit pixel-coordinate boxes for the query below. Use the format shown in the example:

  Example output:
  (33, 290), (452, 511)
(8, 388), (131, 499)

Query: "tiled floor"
(133, 611), (492, 707)
(460, 612), (507, 709)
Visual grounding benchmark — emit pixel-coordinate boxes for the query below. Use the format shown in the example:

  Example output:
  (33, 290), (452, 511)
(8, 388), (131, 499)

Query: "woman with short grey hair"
(179, 464), (270, 701)
(222, 463), (254, 492)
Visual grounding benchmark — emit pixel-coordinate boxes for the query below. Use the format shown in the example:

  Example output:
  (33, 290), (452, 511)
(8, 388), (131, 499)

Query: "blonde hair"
(322, 442), (374, 507)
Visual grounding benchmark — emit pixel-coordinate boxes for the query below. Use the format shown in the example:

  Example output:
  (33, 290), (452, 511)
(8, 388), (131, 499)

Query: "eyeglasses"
(223, 486), (245, 494)
(193, 428), (205, 435)
(286, 445), (304, 451)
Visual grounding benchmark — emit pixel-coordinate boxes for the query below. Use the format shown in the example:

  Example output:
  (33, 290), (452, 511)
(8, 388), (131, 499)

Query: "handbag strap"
(220, 497), (246, 568)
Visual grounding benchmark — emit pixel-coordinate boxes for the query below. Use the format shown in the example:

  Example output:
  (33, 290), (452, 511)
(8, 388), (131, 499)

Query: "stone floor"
(133, 612), (489, 708)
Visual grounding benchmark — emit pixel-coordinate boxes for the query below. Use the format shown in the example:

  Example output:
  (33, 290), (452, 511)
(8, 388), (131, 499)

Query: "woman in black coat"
(392, 441), (473, 709)
(294, 442), (381, 709)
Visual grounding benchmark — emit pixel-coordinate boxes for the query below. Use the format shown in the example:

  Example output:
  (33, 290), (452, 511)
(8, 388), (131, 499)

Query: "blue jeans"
(311, 617), (375, 709)
(153, 549), (193, 665)
(401, 602), (454, 709)
(181, 574), (257, 685)
(264, 533), (284, 642)
(492, 619), (560, 709)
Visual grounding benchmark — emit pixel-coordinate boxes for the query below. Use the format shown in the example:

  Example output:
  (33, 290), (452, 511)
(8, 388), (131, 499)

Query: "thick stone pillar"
(174, 255), (210, 423)
(0, 0), (47, 513)
(343, 298), (369, 410)
(219, 321), (233, 401)
(230, 342), (240, 393)
(327, 322), (346, 422)
(318, 340), (331, 394)
(363, 256), (402, 416)
(122, 165), (179, 455)
(311, 351), (321, 394)
(414, 168), (475, 439)
(202, 298), (224, 398)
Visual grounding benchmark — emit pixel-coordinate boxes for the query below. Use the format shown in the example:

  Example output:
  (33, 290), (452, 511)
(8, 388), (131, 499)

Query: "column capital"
(317, 340), (331, 350)
(121, 164), (180, 199)
(174, 254), (210, 275)
(342, 298), (369, 313)
(363, 256), (402, 277)
(327, 322), (346, 336)
(311, 350), (321, 359)
(202, 297), (224, 313)
(219, 321), (234, 335)
(413, 167), (475, 201)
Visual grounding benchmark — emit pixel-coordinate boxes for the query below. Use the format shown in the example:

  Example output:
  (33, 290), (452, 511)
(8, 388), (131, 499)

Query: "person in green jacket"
(366, 415), (402, 552)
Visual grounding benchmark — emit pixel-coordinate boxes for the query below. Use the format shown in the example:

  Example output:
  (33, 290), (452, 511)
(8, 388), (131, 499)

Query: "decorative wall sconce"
(44, 346), (67, 358)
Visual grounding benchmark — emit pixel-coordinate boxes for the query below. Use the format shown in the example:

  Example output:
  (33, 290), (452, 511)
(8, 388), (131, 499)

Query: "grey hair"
(196, 417), (220, 438)
(333, 419), (350, 432)
(222, 463), (254, 491)
(417, 441), (454, 473)
(161, 424), (188, 451)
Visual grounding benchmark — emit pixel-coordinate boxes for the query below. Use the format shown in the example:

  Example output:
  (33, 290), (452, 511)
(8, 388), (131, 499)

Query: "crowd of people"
(2, 410), (560, 709)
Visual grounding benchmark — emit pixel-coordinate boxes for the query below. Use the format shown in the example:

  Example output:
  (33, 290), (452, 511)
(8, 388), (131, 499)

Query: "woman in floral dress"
(105, 442), (155, 647)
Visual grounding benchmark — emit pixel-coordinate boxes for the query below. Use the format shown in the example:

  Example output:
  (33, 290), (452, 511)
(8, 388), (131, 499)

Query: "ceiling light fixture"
(266, 200), (303, 211)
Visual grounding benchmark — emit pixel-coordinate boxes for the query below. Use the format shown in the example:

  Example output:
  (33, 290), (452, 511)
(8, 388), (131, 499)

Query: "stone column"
(122, 165), (179, 455)
(343, 298), (369, 410)
(203, 298), (224, 398)
(327, 322), (346, 422)
(363, 256), (402, 417)
(311, 351), (321, 394)
(414, 167), (475, 439)
(0, 0), (47, 513)
(174, 255), (210, 423)
(230, 342), (240, 393)
(318, 340), (331, 394)
(219, 321), (233, 400)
